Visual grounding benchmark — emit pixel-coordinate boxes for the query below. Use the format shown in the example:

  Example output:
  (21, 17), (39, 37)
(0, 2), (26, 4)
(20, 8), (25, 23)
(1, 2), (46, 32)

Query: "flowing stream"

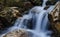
(0, 0), (55, 37)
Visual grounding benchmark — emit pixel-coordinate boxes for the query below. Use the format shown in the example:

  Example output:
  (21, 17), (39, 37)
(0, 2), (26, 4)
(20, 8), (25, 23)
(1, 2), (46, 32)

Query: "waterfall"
(0, 0), (55, 37)
(42, 0), (48, 8)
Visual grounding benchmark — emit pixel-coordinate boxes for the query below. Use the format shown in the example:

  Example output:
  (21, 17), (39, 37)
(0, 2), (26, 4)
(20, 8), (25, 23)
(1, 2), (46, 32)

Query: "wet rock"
(1, 29), (28, 37)
(44, 5), (50, 10)
(46, 0), (59, 5)
(45, 0), (59, 10)
(48, 1), (60, 37)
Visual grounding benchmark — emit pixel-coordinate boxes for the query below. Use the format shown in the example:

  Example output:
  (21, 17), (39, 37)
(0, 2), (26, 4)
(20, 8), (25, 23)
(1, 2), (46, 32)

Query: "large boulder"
(48, 1), (60, 37)
(1, 29), (28, 37)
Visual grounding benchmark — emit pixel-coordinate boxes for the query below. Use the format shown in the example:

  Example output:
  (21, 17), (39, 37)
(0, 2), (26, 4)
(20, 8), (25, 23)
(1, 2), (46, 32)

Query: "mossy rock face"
(48, 1), (60, 37)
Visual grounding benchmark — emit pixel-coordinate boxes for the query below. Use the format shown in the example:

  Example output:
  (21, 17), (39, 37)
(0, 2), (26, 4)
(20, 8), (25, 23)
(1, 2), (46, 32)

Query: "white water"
(0, 0), (55, 37)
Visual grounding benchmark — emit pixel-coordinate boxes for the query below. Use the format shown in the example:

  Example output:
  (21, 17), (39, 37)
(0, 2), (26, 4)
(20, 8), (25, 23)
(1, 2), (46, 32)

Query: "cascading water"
(0, 0), (55, 37)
